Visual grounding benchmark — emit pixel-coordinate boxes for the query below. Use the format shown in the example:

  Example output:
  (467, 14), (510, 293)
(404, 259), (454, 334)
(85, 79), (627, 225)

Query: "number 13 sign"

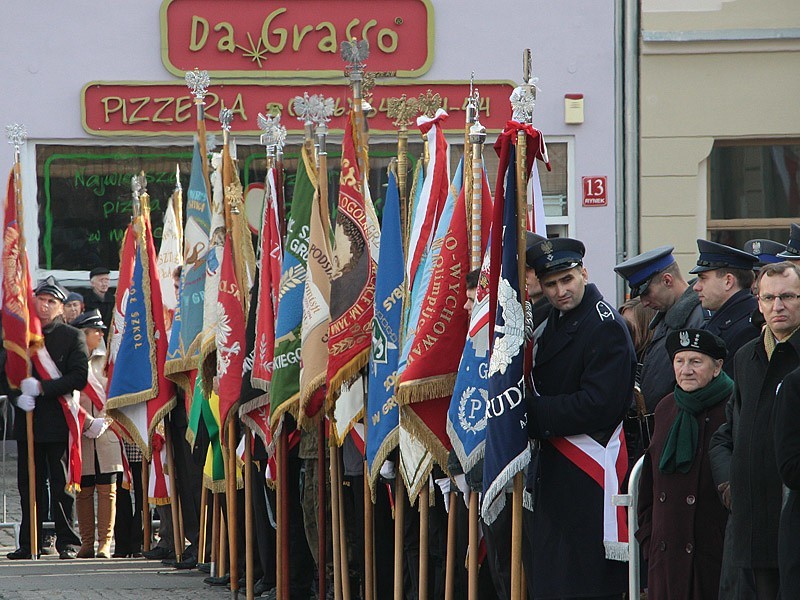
(582, 176), (607, 207)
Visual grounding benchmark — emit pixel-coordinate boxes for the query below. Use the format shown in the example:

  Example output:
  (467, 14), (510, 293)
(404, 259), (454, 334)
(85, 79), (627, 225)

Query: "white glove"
(21, 378), (41, 397)
(17, 394), (35, 413)
(379, 460), (396, 480)
(85, 418), (110, 439)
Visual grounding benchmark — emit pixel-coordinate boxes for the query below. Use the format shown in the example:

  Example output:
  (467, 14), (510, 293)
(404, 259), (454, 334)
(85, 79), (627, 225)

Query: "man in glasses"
(709, 261), (800, 599)
(615, 246), (707, 412)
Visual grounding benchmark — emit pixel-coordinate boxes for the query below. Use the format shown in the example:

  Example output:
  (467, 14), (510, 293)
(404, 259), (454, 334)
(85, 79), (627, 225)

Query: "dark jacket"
(640, 286), (707, 412)
(83, 289), (115, 332)
(636, 392), (729, 600)
(703, 288), (759, 376)
(526, 283), (635, 598)
(13, 317), (88, 442)
(773, 366), (800, 590)
(708, 331), (800, 569)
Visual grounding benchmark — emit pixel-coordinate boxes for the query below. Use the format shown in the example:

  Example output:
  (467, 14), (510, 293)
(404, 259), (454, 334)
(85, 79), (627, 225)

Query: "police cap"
(614, 246), (675, 299)
(743, 239), (788, 269)
(527, 237), (585, 278)
(778, 223), (800, 259)
(34, 276), (68, 303)
(71, 309), (107, 331)
(689, 239), (759, 274)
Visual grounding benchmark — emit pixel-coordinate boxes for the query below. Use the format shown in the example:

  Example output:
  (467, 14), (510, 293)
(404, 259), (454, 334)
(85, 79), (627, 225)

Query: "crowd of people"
(2, 221), (800, 600)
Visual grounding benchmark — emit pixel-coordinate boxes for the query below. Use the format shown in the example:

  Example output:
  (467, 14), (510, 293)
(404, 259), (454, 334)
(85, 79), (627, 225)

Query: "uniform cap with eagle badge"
(613, 245), (675, 299)
(524, 231), (547, 269)
(743, 238), (788, 269)
(71, 308), (107, 331)
(777, 223), (800, 260)
(526, 237), (585, 278)
(689, 239), (759, 274)
(34, 276), (68, 303)
(665, 328), (727, 361)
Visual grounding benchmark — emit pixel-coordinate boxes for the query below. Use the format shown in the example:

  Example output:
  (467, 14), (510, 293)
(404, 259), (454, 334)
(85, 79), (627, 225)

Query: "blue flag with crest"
(366, 168), (403, 491)
(481, 143), (530, 524)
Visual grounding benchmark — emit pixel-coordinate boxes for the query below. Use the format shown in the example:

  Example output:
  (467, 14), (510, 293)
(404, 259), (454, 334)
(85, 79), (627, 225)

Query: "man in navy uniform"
(690, 239), (760, 374)
(525, 238), (636, 600)
(7, 277), (87, 560)
(615, 246), (706, 412)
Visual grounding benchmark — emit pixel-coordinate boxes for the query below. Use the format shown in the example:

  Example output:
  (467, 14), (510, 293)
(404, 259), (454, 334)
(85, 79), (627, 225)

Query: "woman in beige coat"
(73, 309), (123, 558)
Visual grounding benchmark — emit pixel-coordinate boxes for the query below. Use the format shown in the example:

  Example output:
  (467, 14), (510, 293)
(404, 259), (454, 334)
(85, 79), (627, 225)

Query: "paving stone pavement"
(0, 445), (244, 599)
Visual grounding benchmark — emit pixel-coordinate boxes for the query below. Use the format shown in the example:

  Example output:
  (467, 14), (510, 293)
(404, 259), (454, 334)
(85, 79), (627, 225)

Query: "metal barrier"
(612, 454), (644, 600)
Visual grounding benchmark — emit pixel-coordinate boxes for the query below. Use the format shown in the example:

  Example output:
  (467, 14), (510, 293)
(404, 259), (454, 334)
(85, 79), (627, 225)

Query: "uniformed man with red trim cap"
(524, 237), (636, 600)
(690, 239), (760, 375)
(615, 246), (706, 412)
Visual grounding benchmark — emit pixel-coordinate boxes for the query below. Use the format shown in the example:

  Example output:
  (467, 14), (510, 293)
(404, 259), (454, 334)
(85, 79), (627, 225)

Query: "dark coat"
(773, 366), (800, 590)
(83, 289), (115, 331)
(708, 331), (800, 569)
(13, 317), (88, 443)
(640, 286), (707, 412)
(636, 392), (729, 600)
(526, 283), (636, 598)
(703, 288), (759, 376)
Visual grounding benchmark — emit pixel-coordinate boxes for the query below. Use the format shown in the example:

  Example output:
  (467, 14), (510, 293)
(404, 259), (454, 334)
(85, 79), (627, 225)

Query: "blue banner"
(481, 144), (530, 524)
(166, 139), (210, 377)
(366, 169), (404, 488)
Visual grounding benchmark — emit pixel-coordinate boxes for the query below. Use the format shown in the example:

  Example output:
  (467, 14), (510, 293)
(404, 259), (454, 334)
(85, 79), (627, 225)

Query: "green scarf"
(659, 371), (733, 474)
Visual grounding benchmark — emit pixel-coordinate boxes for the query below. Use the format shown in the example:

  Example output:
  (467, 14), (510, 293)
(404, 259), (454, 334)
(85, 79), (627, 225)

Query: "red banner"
(81, 81), (515, 136)
(160, 0), (433, 78)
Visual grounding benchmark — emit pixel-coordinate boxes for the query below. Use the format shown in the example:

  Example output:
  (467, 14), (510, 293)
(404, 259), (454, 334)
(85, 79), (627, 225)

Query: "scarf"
(659, 371), (733, 474)
(764, 324), (800, 360)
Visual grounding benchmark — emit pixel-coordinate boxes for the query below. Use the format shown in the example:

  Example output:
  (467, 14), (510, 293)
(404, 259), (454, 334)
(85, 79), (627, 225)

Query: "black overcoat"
(526, 283), (635, 599)
(708, 332), (800, 569)
(636, 392), (729, 599)
(702, 288), (759, 376)
(773, 366), (800, 590)
(13, 317), (88, 443)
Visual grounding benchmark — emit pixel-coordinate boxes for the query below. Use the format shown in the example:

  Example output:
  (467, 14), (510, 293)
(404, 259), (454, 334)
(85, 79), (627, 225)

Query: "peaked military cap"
(525, 231), (547, 269)
(89, 267), (110, 278)
(743, 238), (788, 269)
(527, 237), (585, 278)
(689, 239), (759, 274)
(34, 276), (68, 303)
(614, 246), (675, 299)
(666, 328), (727, 361)
(72, 309), (107, 330)
(777, 223), (800, 259)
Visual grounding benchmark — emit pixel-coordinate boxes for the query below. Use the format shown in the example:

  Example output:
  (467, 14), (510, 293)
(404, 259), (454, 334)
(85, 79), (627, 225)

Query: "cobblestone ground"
(0, 444), (237, 599)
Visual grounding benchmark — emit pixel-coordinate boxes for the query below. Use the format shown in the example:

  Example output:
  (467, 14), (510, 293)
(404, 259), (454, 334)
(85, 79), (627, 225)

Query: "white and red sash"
(31, 347), (84, 493)
(549, 422), (629, 561)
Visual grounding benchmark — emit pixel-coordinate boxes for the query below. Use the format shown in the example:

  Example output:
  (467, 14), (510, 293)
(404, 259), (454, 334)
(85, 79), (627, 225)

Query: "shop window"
(708, 141), (800, 247)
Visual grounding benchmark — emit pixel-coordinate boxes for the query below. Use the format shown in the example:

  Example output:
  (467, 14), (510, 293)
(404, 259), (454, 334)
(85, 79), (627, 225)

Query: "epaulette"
(595, 300), (614, 322)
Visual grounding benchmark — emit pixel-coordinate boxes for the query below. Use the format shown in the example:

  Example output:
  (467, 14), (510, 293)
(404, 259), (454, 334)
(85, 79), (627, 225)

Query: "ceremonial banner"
(270, 144), (317, 429)
(326, 112), (377, 408)
(1, 170), (41, 387)
(481, 143), (530, 524)
(107, 217), (176, 458)
(299, 180), (333, 423)
(406, 109), (449, 286)
(106, 224), (135, 385)
(157, 193), (182, 334)
(251, 169), (282, 390)
(366, 168), (403, 491)
(166, 139), (212, 391)
(447, 242), (492, 472)
(217, 232), (247, 436)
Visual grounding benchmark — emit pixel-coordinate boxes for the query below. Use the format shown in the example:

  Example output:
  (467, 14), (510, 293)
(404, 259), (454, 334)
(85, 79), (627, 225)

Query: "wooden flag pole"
(318, 419), (328, 600)
(142, 459), (151, 552)
(227, 419), (239, 598)
(418, 484), (430, 600)
(164, 421), (183, 562)
(244, 426), (254, 600)
(393, 474), (406, 600)
(330, 438), (343, 600)
(199, 485), (208, 565)
(336, 446), (352, 600)
(211, 492), (220, 577)
(7, 128), (38, 561)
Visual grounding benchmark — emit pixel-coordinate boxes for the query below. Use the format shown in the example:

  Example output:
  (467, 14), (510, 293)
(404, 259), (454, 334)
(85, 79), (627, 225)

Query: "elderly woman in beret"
(636, 329), (732, 599)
